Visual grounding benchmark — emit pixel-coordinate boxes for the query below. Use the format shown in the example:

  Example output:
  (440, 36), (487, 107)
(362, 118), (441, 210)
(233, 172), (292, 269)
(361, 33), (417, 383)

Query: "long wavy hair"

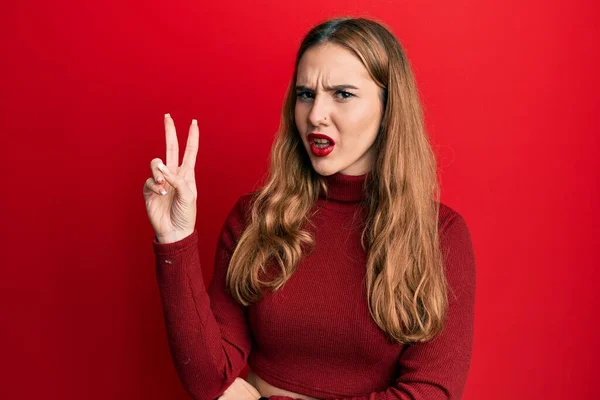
(225, 16), (447, 344)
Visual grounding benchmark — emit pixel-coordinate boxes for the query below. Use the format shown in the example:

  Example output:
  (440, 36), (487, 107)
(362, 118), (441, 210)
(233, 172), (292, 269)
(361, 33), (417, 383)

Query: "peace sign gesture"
(143, 113), (199, 244)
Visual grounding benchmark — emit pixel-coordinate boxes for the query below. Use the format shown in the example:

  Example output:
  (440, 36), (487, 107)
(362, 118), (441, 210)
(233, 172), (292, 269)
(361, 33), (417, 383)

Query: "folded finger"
(144, 177), (167, 196)
(157, 161), (181, 191)
(150, 158), (165, 184)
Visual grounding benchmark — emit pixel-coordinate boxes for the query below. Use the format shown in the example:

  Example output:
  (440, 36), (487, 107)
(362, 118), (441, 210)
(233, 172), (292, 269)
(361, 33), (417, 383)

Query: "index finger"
(181, 119), (199, 170)
(164, 113), (179, 171)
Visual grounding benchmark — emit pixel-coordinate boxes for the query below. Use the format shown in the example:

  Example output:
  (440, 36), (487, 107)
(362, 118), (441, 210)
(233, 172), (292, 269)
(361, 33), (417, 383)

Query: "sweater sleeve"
(268, 213), (476, 400)
(152, 196), (253, 400)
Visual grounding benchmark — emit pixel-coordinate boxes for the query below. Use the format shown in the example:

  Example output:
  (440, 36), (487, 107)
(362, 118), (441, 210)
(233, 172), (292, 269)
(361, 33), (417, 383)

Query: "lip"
(307, 132), (335, 157)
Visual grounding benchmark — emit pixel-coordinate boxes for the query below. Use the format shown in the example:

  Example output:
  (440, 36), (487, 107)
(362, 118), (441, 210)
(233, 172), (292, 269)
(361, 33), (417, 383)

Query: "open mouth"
(312, 139), (333, 148)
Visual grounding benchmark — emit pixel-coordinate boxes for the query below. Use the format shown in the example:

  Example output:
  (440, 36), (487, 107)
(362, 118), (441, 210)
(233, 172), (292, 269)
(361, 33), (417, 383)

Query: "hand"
(143, 114), (199, 244)
(218, 377), (263, 400)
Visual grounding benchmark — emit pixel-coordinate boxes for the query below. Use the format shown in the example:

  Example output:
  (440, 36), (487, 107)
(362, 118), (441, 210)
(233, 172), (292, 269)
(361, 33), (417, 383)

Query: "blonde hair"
(226, 17), (447, 344)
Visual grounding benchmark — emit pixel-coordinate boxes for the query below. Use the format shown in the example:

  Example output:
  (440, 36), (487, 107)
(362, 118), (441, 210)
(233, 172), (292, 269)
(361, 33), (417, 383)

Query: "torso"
(246, 368), (319, 400)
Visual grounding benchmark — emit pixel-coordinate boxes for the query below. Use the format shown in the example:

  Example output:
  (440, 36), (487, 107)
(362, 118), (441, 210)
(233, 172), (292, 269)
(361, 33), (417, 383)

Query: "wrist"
(156, 229), (194, 244)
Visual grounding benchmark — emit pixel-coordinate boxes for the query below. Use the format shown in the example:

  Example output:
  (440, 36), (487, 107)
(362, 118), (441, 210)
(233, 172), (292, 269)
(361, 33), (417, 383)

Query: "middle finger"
(181, 119), (199, 171)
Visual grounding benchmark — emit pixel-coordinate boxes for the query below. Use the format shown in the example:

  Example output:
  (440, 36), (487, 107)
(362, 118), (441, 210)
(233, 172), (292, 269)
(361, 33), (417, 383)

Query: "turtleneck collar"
(319, 171), (372, 203)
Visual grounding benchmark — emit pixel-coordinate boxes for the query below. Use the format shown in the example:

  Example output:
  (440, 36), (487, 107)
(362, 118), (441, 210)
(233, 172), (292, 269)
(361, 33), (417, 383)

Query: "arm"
(153, 195), (254, 400)
(267, 213), (476, 400)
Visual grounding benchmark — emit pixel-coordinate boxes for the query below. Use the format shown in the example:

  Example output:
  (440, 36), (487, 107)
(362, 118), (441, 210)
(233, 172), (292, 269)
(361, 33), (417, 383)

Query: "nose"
(307, 94), (331, 128)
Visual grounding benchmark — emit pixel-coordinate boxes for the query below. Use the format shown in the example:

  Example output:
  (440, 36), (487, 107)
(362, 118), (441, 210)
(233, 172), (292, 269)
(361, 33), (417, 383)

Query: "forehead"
(296, 43), (370, 85)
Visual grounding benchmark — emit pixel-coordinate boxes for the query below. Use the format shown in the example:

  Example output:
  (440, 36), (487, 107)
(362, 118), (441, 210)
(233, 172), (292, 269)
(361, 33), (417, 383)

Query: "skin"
(217, 377), (263, 400)
(246, 370), (319, 399)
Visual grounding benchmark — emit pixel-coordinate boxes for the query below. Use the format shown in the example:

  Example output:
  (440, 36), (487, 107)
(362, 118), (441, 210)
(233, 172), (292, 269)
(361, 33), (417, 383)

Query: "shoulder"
(230, 191), (258, 223)
(436, 201), (476, 297)
(437, 201), (472, 243)
(219, 191), (258, 241)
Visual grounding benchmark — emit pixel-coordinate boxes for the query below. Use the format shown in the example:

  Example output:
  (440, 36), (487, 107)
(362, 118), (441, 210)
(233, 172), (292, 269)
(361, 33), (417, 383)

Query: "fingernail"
(164, 113), (170, 119)
(158, 162), (166, 172)
(191, 119), (197, 125)
(156, 177), (163, 184)
(160, 189), (167, 195)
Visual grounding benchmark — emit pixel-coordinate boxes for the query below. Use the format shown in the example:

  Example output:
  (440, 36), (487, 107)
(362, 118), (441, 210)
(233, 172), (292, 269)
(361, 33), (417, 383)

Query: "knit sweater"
(152, 172), (476, 400)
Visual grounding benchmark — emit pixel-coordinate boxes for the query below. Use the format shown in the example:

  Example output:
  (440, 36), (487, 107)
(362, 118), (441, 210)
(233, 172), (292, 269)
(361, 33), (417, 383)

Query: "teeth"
(313, 138), (331, 144)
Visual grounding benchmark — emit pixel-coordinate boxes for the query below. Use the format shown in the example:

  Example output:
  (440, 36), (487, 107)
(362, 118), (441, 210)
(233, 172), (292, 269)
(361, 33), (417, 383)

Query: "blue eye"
(296, 91), (314, 100)
(296, 90), (354, 101)
(336, 90), (354, 100)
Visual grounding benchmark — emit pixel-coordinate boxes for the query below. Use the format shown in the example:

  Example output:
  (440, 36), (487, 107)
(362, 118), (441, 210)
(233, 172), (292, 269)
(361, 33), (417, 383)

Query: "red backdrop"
(1, 0), (598, 399)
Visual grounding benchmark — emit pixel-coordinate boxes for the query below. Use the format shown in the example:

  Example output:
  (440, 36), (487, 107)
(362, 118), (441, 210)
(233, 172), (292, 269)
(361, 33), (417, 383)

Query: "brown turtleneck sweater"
(152, 172), (476, 400)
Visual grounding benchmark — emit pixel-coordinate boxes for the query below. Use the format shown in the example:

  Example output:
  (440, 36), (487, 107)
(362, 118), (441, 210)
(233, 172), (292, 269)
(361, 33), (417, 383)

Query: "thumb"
(158, 162), (181, 191)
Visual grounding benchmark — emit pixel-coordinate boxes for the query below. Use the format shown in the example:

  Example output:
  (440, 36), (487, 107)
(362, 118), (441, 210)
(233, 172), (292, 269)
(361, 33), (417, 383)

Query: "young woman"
(143, 17), (476, 400)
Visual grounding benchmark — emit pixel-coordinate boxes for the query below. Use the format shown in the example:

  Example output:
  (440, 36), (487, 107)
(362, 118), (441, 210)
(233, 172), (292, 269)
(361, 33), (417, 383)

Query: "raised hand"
(143, 113), (199, 244)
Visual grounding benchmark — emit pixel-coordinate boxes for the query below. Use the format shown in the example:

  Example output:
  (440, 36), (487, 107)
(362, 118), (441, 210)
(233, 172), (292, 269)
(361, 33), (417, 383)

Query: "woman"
(143, 17), (476, 400)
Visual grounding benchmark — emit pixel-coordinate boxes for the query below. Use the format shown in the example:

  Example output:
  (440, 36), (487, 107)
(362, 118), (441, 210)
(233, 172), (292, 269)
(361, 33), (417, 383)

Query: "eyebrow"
(295, 84), (359, 91)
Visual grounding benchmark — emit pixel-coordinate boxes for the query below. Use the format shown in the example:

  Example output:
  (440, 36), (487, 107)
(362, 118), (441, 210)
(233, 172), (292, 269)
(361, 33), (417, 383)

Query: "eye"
(296, 91), (314, 101)
(335, 90), (355, 100)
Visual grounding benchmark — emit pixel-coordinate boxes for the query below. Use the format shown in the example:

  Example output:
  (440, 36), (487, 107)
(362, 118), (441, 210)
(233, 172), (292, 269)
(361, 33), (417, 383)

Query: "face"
(295, 42), (384, 176)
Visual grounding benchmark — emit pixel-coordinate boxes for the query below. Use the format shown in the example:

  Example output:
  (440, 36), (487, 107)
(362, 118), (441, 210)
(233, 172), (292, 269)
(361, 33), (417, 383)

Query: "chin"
(310, 163), (341, 177)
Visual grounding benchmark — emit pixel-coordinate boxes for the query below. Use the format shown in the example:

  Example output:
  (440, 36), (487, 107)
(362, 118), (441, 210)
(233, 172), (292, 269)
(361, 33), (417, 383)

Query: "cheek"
(294, 104), (306, 129)
(344, 103), (379, 129)
(338, 104), (381, 148)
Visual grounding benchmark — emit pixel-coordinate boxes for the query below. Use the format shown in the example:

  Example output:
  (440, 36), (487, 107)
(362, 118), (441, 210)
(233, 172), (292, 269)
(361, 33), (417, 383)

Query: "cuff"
(152, 229), (198, 256)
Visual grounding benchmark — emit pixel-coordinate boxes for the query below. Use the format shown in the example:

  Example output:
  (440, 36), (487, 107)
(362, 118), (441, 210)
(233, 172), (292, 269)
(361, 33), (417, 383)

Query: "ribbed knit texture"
(153, 171), (476, 400)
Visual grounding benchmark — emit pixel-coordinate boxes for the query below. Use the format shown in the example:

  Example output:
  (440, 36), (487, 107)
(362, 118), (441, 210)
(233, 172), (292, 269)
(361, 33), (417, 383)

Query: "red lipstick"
(307, 132), (335, 157)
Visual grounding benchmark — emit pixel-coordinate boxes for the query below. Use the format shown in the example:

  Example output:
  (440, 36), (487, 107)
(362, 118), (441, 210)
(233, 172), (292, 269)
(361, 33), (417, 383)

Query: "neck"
(319, 171), (371, 203)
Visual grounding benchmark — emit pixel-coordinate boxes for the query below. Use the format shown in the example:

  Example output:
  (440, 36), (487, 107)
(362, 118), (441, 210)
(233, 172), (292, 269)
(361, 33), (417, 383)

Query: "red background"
(1, 0), (598, 398)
